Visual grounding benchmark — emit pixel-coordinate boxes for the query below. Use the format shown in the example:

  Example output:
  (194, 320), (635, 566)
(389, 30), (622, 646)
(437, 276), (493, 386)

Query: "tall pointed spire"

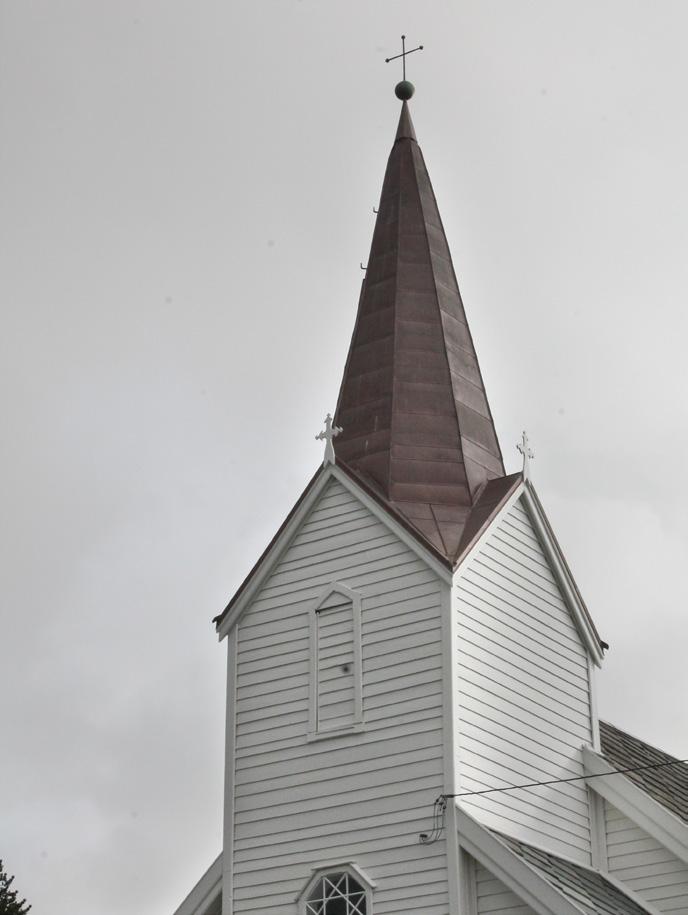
(334, 99), (506, 560)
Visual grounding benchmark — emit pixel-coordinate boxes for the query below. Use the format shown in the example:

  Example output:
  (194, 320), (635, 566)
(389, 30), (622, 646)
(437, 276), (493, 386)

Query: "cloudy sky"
(2, 2), (687, 913)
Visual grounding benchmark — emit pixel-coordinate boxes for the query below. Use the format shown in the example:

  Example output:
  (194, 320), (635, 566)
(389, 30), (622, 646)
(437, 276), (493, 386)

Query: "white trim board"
(221, 630), (238, 915)
(217, 464), (452, 641)
(173, 854), (222, 915)
(470, 826), (661, 915)
(521, 483), (604, 666)
(441, 579), (462, 915)
(453, 480), (525, 576)
(455, 481), (604, 667)
(457, 847), (477, 915)
(583, 744), (688, 863)
(456, 804), (660, 915)
(455, 804), (586, 915)
(600, 869), (663, 915)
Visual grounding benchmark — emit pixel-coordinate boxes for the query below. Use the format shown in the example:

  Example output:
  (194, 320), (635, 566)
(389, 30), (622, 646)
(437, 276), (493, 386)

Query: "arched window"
(305, 871), (367, 915)
(308, 583), (364, 740)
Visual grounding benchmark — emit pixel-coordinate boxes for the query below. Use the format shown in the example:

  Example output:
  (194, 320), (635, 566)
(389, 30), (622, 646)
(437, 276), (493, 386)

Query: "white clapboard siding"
(455, 496), (593, 864)
(231, 478), (448, 914)
(605, 801), (688, 913)
(475, 862), (536, 915)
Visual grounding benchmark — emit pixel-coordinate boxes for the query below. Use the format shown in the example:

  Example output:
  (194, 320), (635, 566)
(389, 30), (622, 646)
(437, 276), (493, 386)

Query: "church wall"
(454, 496), (593, 864)
(474, 862), (535, 915)
(228, 478), (449, 914)
(604, 800), (688, 913)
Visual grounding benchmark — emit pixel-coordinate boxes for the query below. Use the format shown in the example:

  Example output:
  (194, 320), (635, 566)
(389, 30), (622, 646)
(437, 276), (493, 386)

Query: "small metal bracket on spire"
(517, 430), (534, 480)
(316, 414), (342, 466)
(385, 34), (423, 100)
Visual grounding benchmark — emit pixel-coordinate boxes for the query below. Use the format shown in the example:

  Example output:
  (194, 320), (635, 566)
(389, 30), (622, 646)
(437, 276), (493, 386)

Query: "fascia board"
(520, 484), (604, 667)
(331, 466), (453, 584)
(172, 854), (222, 915)
(470, 828), (661, 915)
(598, 869), (663, 915)
(216, 468), (332, 640)
(452, 479), (603, 666)
(583, 745), (688, 863)
(453, 480), (525, 576)
(455, 804), (587, 915)
(217, 463), (452, 640)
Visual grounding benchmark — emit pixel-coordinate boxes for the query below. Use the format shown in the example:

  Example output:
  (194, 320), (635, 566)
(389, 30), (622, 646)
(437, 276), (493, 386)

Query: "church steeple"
(334, 99), (506, 560)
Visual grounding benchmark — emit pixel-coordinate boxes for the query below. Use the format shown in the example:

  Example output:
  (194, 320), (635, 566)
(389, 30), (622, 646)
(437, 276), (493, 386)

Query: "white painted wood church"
(173, 82), (688, 915)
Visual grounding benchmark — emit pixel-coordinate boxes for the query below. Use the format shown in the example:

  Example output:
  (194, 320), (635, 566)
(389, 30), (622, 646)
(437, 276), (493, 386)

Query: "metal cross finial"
(315, 413), (342, 466)
(385, 34), (423, 81)
(517, 430), (534, 480)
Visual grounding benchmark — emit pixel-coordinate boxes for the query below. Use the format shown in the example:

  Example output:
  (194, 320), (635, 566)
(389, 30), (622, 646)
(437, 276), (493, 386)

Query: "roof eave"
(452, 472), (525, 570)
(521, 480), (606, 666)
(335, 460), (453, 570)
(454, 804), (589, 915)
(215, 460), (454, 641)
(583, 744), (688, 862)
(214, 465), (327, 637)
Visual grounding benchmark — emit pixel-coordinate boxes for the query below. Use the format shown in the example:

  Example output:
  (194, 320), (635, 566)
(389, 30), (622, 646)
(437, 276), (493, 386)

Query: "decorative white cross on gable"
(517, 430), (534, 480)
(315, 413), (342, 466)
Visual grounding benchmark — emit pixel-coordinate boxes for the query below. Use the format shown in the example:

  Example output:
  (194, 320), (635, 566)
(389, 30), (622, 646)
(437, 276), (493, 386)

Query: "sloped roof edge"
(455, 803), (588, 915)
(451, 472), (524, 566)
(521, 481), (606, 664)
(172, 853), (222, 915)
(335, 460), (453, 569)
(599, 720), (688, 823)
(213, 465), (324, 633)
(453, 477), (606, 664)
(584, 738), (688, 864)
(213, 460), (457, 638)
(496, 830), (659, 915)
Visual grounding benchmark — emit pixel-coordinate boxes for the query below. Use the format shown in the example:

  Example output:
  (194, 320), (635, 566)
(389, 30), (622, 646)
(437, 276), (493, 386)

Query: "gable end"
(216, 465), (452, 640)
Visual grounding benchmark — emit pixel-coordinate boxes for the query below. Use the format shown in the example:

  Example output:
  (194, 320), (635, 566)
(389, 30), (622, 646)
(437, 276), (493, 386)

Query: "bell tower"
(172, 53), (688, 915)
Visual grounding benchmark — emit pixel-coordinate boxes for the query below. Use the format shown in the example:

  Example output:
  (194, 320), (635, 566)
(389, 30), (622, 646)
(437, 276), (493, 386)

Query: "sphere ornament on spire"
(395, 80), (415, 100)
(386, 35), (423, 100)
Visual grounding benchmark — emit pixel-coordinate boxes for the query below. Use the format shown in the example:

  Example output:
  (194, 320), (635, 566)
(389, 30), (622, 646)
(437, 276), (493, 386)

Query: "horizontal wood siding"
(231, 479), (448, 914)
(475, 863), (535, 915)
(605, 801), (688, 913)
(455, 497), (593, 863)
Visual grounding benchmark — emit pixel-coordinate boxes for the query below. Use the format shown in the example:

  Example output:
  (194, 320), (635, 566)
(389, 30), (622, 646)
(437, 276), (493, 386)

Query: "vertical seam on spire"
(387, 140), (405, 499)
(410, 142), (471, 490)
(429, 503), (450, 557)
(413, 144), (506, 489)
(416, 146), (506, 479)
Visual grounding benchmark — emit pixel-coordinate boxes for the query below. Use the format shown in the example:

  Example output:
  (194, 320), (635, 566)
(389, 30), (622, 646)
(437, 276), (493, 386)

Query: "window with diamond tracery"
(305, 872), (367, 915)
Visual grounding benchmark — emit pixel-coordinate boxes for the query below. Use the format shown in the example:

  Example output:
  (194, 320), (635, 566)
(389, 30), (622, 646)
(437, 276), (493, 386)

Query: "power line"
(445, 755), (688, 800)
(419, 755), (687, 844)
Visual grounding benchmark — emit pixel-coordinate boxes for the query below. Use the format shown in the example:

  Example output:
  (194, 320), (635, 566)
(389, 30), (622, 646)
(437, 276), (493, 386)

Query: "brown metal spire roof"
(334, 100), (506, 560)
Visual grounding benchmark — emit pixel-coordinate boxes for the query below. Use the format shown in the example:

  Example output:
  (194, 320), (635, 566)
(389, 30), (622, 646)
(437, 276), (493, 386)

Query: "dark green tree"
(0, 861), (31, 914)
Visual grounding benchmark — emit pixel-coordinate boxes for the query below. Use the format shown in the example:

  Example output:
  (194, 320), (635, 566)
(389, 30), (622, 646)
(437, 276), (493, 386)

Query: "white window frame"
(296, 862), (375, 915)
(307, 581), (364, 742)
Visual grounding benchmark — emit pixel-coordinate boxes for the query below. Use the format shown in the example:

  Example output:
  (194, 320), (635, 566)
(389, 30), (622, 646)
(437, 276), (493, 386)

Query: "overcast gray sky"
(2, 2), (687, 913)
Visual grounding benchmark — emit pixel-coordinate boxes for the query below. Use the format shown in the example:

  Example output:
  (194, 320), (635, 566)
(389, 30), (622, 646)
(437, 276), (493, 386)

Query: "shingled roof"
(334, 100), (506, 561)
(600, 720), (688, 822)
(498, 833), (653, 914)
